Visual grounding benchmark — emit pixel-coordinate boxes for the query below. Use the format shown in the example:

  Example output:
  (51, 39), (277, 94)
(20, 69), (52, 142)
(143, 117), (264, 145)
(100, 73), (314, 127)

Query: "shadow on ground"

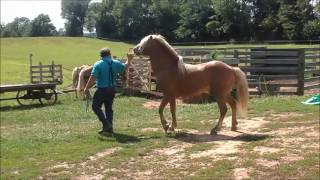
(172, 131), (270, 144)
(98, 132), (142, 144)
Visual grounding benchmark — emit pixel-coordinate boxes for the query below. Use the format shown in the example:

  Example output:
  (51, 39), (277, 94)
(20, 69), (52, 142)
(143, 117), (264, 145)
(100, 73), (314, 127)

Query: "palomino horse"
(71, 65), (92, 99)
(133, 35), (249, 135)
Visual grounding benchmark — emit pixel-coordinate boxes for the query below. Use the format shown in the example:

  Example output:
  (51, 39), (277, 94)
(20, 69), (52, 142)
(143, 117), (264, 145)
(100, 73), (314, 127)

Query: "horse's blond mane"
(152, 35), (179, 58)
(151, 34), (186, 75)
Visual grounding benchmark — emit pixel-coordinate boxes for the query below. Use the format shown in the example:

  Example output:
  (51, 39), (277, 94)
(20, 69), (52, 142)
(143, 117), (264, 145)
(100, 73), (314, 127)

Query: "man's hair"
(100, 48), (111, 57)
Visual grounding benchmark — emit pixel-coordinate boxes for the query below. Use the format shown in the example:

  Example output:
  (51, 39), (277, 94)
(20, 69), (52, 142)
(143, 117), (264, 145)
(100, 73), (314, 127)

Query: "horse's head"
(133, 35), (155, 56)
(134, 34), (179, 59)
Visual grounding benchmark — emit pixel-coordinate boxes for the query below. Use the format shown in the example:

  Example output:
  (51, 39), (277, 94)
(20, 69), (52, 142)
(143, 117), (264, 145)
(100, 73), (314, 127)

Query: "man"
(84, 47), (127, 136)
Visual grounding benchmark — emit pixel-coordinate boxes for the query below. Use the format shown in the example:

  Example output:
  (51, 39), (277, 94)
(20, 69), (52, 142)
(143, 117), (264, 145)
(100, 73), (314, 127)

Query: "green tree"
(85, 2), (102, 32)
(149, 0), (181, 41)
(303, 19), (320, 39)
(0, 23), (4, 36)
(30, 14), (57, 36)
(206, 0), (252, 41)
(1, 17), (31, 37)
(251, 0), (281, 40)
(94, 0), (118, 38)
(111, 0), (155, 40)
(61, 0), (91, 36)
(277, 0), (315, 40)
(175, 0), (214, 41)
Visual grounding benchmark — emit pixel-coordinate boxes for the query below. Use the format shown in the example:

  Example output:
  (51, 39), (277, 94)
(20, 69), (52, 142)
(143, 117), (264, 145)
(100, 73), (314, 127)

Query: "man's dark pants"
(92, 87), (115, 132)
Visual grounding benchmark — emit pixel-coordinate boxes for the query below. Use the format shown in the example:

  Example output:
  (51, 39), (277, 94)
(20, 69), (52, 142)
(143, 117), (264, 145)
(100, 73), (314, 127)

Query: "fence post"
(39, 62), (43, 83)
(29, 54), (33, 83)
(51, 61), (55, 82)
(234, 50), (239, 67)
(126, 52), (134, 88)
(297, 49), (305, 96)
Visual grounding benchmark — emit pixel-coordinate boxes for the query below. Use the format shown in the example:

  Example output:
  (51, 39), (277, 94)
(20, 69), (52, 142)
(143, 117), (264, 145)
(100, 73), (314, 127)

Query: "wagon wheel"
(16, 90), (40, 106)
(39, 88), (58, 105)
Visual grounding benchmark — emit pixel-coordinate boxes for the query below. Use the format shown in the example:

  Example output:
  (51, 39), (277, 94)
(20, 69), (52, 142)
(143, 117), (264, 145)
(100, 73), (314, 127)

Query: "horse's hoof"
(168, 126), (175, 132)
(231, 126), (237, 131)
(163, 124), (169, 133)
(210, 129), (218, 135)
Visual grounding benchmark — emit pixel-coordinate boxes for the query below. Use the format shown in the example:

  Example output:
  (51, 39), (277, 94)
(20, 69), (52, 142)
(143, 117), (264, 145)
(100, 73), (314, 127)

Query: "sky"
(0, 0), (102, 30)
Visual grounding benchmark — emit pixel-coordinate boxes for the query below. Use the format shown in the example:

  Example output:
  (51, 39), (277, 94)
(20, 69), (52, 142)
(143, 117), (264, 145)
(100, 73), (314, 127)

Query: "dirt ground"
(40, 102), (319, 179)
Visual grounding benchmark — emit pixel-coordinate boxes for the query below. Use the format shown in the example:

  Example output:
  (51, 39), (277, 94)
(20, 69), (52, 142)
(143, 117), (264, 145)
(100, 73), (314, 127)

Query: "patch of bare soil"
(256, 159), (279, 168)
(253, 146), (282, 155)
(42, 112), (319, 179)
(140, 127), (162, 132)
(143, 100), (161, 109)
(233, 168), (251, 180)
(270, 112), (304, 120)
(142, 99), (187, 109)
(190, 141), (243, 159)
(269, 125), (319, 149)
(281, 154), (304, 162)
(40, 147), (121, 180)
(101, 116), (269, 179)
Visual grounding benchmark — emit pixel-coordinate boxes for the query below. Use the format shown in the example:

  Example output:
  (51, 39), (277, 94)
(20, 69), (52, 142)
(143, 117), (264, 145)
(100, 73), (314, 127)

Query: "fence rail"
(123, 47), (319, 96)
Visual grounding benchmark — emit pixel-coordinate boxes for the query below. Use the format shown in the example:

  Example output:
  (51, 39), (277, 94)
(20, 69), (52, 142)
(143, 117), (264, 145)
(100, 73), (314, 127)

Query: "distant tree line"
(0, 14), (60, 37)
(85, 0), (320, 42)
(1, 0), (319, 42)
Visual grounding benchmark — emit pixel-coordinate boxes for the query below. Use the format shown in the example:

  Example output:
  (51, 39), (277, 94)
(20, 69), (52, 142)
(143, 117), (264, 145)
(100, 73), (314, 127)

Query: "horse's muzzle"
(133, 46), (142, 55)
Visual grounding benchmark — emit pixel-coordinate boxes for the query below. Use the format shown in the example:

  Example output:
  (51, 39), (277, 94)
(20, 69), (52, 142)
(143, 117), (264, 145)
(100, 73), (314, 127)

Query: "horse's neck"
(149, 49), (180, 74)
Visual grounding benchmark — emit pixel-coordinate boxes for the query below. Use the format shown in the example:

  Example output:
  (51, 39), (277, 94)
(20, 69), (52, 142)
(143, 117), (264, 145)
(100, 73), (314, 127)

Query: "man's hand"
(84, 75), (96, 90)
(83, 88), (91, 100)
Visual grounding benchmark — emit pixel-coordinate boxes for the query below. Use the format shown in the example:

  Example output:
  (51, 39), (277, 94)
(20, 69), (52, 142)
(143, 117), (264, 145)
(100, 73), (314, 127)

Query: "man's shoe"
(103, 126), (113, 133)
(98, 130), (113, 137)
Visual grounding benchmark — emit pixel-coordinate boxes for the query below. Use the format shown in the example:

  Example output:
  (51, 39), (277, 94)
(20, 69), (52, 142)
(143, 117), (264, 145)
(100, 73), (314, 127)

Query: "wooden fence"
(123, 47), (319, 96)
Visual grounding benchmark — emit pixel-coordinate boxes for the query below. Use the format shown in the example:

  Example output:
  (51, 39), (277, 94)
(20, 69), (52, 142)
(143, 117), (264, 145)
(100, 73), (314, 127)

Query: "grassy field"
(1, 37), (133, 85)
(1, 37), (319, 86)
(1, 37), (319, 179)
(1, 94), (319, 179)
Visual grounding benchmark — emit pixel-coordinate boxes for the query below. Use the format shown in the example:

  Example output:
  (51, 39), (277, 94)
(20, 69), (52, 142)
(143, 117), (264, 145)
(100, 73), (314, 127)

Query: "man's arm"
(84, 75), (96, 92)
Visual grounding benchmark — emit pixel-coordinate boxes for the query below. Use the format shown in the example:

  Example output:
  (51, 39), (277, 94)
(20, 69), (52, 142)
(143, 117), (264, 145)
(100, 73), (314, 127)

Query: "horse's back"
(205, 61), (235, 95)
(182, 60), (235, 97)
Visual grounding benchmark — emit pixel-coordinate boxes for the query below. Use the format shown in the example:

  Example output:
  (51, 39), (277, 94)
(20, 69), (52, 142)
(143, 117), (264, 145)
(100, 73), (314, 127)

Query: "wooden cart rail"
(0, 82), (58, 106)
(0, 83), (56, 93)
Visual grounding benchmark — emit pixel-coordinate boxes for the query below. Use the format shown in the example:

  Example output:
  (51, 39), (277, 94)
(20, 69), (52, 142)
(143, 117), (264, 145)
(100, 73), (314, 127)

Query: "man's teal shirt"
(91, 56), (126, 88)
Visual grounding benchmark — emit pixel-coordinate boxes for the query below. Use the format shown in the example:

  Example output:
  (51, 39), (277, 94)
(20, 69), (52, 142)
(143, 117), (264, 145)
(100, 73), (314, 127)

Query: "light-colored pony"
(71, 65), (92, 99)
(133, 35), (249, 135)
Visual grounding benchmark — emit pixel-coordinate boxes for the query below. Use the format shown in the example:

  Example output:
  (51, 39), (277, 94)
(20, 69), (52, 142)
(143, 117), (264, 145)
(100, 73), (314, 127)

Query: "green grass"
(1, 37), (318, 86)
(1, 37), (133, 85)
(1, 93), (319, 179)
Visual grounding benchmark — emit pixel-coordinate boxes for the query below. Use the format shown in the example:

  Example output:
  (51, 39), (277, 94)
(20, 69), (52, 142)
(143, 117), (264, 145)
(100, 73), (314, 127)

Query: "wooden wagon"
(0, 54), (63, 106)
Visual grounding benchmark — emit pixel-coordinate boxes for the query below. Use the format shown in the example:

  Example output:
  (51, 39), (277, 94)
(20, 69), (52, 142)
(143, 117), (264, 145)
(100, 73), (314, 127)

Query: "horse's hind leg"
(210, 100), (227, 135)
(168, 98), (177, 131)
(227, 94), (238, 131)
(159, 98), (169, 132)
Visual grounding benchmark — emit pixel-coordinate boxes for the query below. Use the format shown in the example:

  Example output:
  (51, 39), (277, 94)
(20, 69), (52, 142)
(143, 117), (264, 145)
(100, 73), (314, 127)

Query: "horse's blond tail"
(233, 67), (249, 117)
(77, 69), (86, 97)
(71, 67), (79, 89)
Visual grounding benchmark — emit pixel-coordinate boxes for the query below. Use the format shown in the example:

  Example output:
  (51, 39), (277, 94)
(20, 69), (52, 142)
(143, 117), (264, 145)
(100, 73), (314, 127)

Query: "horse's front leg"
(168, 98), (177, 131)
(159, 98), (169, 133)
